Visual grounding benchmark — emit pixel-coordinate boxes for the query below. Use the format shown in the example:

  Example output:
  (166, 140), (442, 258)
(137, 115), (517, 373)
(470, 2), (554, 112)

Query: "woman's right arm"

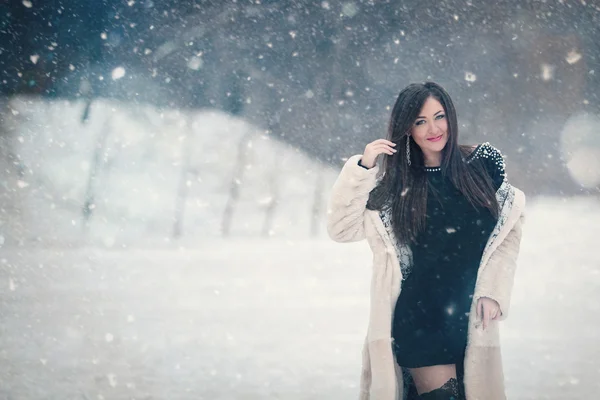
(326, 139), (397, 243)
(326, 154), (380, 243)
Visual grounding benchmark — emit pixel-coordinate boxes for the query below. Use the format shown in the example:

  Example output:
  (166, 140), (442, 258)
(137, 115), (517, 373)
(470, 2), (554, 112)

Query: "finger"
(381, 148), (397, 155)
(483, 306), (491, 330)
(365, 143), (396, 154)
(373, 139), (397, 147)
(371, 144), (397, 151)
(371, 142), (396, 151)
(371, 145), (397, 155)
(492, 309), (501, 320)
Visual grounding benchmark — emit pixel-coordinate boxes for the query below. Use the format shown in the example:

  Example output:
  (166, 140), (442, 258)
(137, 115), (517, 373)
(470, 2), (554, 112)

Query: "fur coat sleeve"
(473, 211), (525, 321)
(326, 154), (380, 243)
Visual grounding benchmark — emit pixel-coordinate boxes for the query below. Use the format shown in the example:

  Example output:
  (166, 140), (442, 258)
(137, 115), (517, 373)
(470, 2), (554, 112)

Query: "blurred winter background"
(1, 1), (600, 399)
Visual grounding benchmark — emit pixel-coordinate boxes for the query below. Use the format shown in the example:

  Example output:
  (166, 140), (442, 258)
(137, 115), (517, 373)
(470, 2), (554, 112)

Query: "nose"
(428, 121), (439, 135)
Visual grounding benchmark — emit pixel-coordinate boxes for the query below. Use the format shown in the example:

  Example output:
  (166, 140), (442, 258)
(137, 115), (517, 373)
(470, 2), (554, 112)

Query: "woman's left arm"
(474, 211), (525, 322)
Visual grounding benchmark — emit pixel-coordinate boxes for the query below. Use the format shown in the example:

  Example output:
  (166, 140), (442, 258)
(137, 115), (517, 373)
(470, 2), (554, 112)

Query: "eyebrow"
(417, 110), (444, 119)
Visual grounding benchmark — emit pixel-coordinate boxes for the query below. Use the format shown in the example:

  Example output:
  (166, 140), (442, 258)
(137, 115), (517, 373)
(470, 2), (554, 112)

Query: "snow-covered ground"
(1, 196), (600, 399)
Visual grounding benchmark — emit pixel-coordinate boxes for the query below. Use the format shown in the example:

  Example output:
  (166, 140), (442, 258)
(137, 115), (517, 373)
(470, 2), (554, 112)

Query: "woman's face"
(410, 96), (448, 156)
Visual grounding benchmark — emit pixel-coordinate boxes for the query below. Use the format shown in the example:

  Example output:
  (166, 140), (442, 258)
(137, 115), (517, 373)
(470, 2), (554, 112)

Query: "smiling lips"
(427, 134), (443, 142)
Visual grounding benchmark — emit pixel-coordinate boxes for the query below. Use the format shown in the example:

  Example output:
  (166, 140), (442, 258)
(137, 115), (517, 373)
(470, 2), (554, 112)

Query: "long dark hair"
(366, 82), (499, 244)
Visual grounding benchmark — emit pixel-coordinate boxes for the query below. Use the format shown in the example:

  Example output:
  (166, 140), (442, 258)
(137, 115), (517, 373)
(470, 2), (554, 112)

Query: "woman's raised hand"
(360, 139), (397, 169)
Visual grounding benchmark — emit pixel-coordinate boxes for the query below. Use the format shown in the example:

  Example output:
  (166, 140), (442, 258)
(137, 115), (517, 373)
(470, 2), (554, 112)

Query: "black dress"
(389, 143), (506, 368)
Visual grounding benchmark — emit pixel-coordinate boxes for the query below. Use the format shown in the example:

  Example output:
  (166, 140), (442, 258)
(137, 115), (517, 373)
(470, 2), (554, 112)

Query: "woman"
(326, 82), (526, 400)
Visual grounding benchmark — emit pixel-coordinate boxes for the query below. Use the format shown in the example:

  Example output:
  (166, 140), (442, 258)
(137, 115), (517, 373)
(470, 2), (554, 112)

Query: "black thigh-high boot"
(418, 377), (464, 400)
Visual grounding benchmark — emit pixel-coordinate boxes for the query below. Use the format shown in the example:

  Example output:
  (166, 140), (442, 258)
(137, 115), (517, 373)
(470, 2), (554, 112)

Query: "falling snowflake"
(565, 50), (582, 65)
(342, 2), (359, 17)
(107, 373), (117, 387)
(30, 55), (39, 64)
(258, 196), (273, 205)
(464, 72), (477, 82)
(111, 67), (126, 80)
(569, 377), (580, 385)
(22, 0), (32, 8)
(541, 63), (555, 81)
(187, 57), (203, 70)
(566, 148), (600, 188)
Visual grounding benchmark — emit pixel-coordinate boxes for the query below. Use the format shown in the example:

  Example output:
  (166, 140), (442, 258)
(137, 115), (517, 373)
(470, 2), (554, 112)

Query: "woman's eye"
(436, 114), (445, 120)
(415, 120), (425, 126)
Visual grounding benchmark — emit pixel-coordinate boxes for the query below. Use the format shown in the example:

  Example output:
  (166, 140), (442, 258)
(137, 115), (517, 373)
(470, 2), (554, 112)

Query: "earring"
(406, 135), (411, 166)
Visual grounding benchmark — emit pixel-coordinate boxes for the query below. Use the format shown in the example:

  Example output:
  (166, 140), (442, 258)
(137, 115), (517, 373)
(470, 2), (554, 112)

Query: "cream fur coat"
(326, 154), (526, 400)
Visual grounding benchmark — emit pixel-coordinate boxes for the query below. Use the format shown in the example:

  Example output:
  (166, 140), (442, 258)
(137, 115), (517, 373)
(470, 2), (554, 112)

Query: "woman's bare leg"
(409, 364), (457, 395)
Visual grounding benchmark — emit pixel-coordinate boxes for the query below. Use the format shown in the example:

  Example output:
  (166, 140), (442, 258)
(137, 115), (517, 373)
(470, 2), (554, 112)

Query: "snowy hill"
(0, 97), (340, 247)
